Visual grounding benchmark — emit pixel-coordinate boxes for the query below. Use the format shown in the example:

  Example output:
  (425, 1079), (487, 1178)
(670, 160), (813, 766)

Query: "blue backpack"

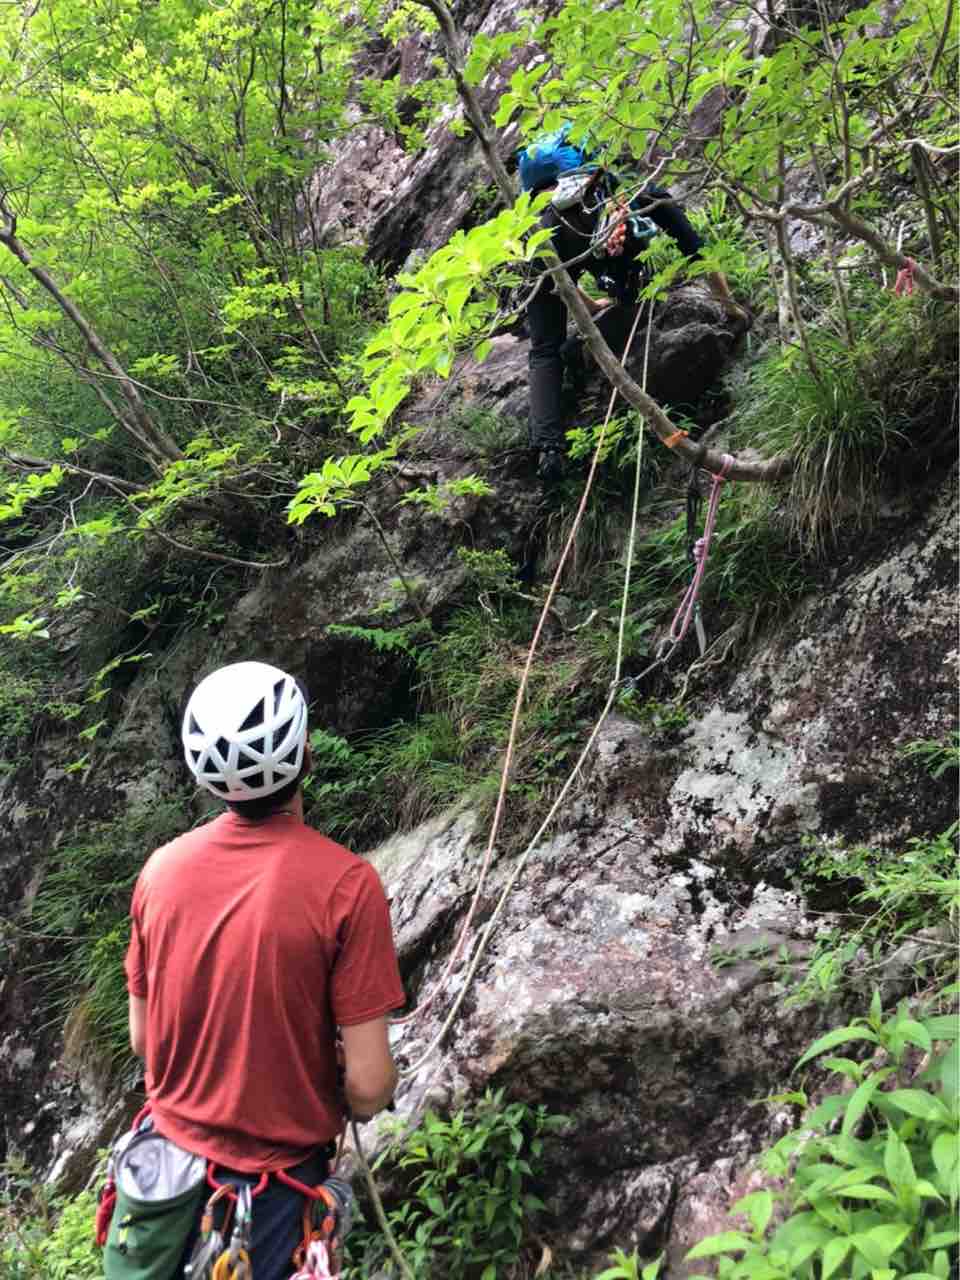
(518, 123), (593, 193)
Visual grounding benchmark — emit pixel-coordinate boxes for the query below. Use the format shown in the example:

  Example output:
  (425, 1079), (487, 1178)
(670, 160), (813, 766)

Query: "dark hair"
(226, 753), (310, 821)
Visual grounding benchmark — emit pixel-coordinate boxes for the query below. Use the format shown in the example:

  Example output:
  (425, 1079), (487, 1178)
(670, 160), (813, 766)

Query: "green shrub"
(351, 1089), (567, 1279)
(28, 801), (189, 1068)
(0, 1170), (100, 1280)
(791, 821), (959, 1007)
(684, 993), (959, 1279)
(735, 292), (957, 552)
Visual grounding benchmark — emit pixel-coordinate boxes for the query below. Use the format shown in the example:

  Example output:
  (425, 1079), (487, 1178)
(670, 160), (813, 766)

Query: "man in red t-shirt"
(124, 660), (404, 1277)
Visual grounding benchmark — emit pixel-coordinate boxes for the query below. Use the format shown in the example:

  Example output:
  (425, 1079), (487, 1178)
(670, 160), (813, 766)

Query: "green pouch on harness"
(103, 1128), (206, 1279)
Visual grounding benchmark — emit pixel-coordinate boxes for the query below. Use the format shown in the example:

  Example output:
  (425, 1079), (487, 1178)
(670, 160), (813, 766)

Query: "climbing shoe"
(537, 448), (566, 484)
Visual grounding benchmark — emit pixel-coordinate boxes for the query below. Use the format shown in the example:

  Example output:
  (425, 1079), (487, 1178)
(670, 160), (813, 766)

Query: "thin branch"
(101, 480), (288, 571)
(0, 205), (183, 464)
(409, 0), (514, 202)
(2, 449), (142, 494)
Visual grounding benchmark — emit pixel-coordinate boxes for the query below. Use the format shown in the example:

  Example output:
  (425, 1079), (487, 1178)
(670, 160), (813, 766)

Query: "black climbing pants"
(527, 206), (642, 452)
(526, 184), (702, 452)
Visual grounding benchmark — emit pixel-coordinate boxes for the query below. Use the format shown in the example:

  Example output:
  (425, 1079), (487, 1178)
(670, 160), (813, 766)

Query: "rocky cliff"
(0, 0), (956, 1273)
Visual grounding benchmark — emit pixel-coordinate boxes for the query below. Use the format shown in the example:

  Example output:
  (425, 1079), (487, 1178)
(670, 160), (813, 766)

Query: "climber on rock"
(519, 129), (750, 482)
(121, 661), (404, 1279)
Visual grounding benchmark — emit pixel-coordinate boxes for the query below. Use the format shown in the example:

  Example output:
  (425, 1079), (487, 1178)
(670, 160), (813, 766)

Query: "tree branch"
(2, 449), (142, 493)
(0, 205), (184, 465)
(410, 0), (793, 485)
(410, 0), (515, 202)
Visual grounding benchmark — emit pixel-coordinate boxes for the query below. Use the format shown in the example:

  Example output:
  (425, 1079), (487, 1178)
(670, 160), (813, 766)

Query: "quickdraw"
(212, 1183), (252, 1280)
(184, 1185), (235, 1279)
(287, 1173), (353, 1279)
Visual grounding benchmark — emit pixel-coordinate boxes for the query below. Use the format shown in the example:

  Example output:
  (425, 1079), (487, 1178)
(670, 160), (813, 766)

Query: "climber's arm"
(129, 993), (147, 1058)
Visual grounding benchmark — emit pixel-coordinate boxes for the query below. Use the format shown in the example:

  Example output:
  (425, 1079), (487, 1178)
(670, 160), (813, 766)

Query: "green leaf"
(931, 1133), (959, 1184)
(870, 989), (884, 1026)
(733, 1190), (773, 1235)
(924, 1016), (960, 1041)
(884, 1127), (917, 1190)
(839, 1185), (897, 1202)
(897, 1019), (933, 1054)
(925, 1229), (960, 1247)
(685, 1231), (753, 1260)
(850, 1222), (911, 1267)
(883, 1089), (951, 1125)
(797, 1025), (879, 1068)
(843, 1068), (892, 1137)
(821, 1237), (852, 1279)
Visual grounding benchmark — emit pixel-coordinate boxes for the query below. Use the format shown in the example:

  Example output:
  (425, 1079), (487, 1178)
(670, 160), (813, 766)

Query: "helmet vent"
(274, 716), (293, 745)
(215, 736), (230, 759)
(245, 771), (266, 792)
(273, 679), (285, 714)
(239, 699), (265, 732)
(189, 749), (201, 764)
(208, 779), (230, 794)
(188, 713), (201, 735)
(247, 736), (265, 756)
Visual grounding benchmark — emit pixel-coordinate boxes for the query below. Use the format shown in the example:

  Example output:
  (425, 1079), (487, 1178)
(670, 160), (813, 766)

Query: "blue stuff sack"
(518, 122), (592, 193)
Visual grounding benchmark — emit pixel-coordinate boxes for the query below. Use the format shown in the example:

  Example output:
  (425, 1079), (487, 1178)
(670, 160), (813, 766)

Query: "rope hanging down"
(396, 299), (653, 1077)
(357, 308), (733, 1268)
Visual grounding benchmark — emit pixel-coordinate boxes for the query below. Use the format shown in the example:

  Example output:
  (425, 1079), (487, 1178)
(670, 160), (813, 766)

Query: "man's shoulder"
(285, 825), (376, 887)
(137, 815), (224, 881)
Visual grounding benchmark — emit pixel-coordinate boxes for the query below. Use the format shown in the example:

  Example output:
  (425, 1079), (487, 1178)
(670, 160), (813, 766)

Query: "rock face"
(308, 0), (561, 267)
(408, 286), (746, 435)
(0, 1), (956, 1272)
(364, 470), (957, 1270)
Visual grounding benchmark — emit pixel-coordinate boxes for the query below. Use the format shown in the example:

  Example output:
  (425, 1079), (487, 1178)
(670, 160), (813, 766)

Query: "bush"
(0, 1170), (100, 1280)
(735, 291), (958, 552)
(351, 1089), (567, 1279)
(684, 993), (959, 1279)
(28, 801), (189, 1068)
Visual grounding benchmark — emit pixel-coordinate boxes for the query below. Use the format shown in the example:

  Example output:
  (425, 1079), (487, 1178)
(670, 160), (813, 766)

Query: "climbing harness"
(98, 1103), (352, 1280)
(893, 256), (917, 296)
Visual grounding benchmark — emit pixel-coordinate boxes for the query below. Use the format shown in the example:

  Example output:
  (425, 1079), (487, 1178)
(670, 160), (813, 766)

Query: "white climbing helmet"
(182, 661), (308, 801)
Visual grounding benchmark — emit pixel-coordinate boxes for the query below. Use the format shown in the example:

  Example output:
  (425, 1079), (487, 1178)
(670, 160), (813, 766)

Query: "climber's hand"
(580, 292), (613, 316)
(605, 216), (627, 257)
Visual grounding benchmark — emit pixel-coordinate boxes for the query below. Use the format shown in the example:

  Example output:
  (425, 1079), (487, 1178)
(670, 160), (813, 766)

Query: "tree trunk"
(0, 219), (183, 465)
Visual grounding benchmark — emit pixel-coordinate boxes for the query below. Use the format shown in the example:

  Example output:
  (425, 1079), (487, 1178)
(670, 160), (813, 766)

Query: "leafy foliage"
(26, 802), (189, 1066)
(351, 1090), (567, 1279)
(792, 823), (959, 1006)
(0, 1163), (100, 1280)
(684, 994), (959, 1280)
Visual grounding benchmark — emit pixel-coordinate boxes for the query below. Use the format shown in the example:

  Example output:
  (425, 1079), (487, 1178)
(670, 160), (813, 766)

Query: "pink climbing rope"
(893, 257), (916, 296)
(668, 454), (733, 645)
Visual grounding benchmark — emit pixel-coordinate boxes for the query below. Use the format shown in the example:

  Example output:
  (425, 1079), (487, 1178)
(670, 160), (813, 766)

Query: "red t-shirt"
(124, 811), (404, 1172)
